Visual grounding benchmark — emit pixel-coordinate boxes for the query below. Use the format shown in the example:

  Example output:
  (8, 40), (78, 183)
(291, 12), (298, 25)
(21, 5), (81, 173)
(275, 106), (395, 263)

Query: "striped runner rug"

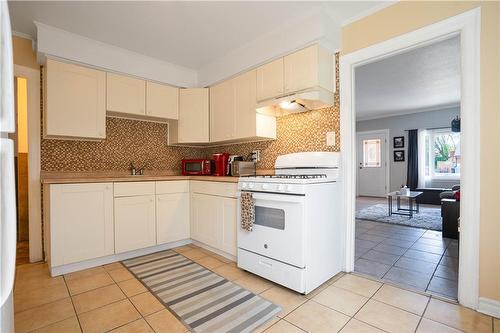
(122, 250), (281, 333)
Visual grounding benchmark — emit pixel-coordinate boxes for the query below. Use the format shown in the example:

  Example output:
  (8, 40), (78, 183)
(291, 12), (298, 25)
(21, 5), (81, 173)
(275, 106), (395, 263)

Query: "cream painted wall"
(12, 35), (37, 69)
(342, 1), (500, 302)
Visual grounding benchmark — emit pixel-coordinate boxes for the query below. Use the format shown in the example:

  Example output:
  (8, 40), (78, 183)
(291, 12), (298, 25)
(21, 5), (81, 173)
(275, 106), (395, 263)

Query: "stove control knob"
(248, 183), (255, 189)
(262, 184), (269, 190)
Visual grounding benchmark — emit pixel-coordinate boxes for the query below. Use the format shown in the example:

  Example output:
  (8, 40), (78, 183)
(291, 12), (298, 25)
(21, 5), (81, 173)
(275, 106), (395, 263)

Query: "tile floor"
(355, 196), (458, 299)
(14, 244), (497, 333)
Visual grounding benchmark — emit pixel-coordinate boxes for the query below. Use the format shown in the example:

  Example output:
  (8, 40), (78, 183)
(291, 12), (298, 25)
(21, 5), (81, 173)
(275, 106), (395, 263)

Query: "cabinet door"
(146, 81), (179, 120)
(106, 73), (146, 115)
(190, 193), (219, 248)
(178, 88), (209, 143)
(256, 58), (284, 101)
(210, 80), (234, 142)
(49, 183), (113, 266)
(284, 45), (318, 93)
(156, 193), (190, 244)
(233, 70), (257, 139)
(220, 197), (237, 256)
(114, 195), (156, 253)
(45, 59), (106, 139)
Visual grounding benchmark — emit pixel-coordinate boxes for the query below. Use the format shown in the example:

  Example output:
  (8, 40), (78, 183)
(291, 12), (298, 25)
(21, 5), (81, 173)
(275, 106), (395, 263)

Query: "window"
(424, 129), (460, 179)
(362, 139), (381, 167)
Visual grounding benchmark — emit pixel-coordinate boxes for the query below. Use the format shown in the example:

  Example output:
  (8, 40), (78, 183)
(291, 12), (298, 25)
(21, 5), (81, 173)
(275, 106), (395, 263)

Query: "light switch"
(326, 131), (336, 146)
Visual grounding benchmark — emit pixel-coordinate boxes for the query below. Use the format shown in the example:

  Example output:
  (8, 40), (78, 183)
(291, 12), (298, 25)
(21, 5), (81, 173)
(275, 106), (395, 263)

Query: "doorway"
(356, 130), (389, 197)
(340, 8), (480, 309)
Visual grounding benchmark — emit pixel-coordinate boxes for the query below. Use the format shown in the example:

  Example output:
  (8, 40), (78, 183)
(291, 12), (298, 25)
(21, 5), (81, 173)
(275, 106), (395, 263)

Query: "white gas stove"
(237, 152), (343, 294)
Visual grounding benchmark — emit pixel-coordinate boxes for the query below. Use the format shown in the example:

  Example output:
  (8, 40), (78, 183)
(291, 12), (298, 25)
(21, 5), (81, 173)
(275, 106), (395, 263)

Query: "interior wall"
(356, 107), (460, 191)
(12, 35), (37, 70)
(342, 1), (500, 302)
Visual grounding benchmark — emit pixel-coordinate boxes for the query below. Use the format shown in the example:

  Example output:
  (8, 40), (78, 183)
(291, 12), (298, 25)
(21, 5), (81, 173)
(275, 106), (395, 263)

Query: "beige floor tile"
(424, 298), (492, 333)
(180, 248), (209, 260)
(264, 320), (305, 333)
(373, 284), (429, 315)
(14, 273), (63, 293)
(312, 285), (369, 316)
(64, 266), (106, 281)
(209, 253), (234, 264)
(118, 278), (148, 297)
(195, 256), (226, 270)
(14, 297), (75, 333)
(16, 263), (50, 278)
(234, 274), (274, 294)
(65, 271), (115, 295)
(305, 281), (330, 299)
(145, 309), (187, 333)
(252, 316), (280, 333)
(354, 299), (421, 333)
(333, 274), (382, 298)
(340, 318), (384, 333)
(173, 245), (193, 253)
(78, 299), (141, 333)
(260, 286), (307, 317)
(212, 264), (247, 281)
(108, 267), (135, 282)
(110, 319), (154, 333)
(416, 318), (463, 333)
(72, 284), (126, 314)
(103, 262), (124, 271)
(130, 292), (165, 316)
(30, 316), (82, 333)
(285, 300), (350, 333)
(14, 278), (69, 312)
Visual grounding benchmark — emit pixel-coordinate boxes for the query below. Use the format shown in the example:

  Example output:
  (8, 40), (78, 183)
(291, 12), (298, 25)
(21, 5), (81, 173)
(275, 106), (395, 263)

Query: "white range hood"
(256, 86), (334, 116)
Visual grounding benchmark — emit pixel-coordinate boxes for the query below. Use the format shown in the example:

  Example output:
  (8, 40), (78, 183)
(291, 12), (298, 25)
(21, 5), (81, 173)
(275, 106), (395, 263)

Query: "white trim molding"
(478, 297), (500, 318)
(340, 7), (481, 309)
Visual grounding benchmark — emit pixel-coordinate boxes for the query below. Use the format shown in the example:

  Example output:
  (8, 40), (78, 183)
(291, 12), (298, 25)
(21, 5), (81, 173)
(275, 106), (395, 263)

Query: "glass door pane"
(363, 139), (381, 167)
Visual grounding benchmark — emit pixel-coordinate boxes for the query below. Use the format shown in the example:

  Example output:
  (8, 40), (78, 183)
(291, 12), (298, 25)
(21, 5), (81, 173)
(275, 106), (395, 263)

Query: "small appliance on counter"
(227, 155), (243, 176)
(231, 161), (256, 177)
(181, 159), (214, 175)
(212, 153), (230, 176)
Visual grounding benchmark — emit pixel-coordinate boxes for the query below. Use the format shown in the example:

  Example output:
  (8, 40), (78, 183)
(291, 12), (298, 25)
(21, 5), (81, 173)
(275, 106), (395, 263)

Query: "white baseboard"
(478, 297), (500, 318)
(49, 239), (192, 276)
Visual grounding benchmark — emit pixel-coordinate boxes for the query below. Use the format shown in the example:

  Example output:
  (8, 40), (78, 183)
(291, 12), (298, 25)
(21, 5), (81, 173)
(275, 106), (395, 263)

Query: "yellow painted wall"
(342, 1), (500, 302)
(12, 35), (38, 69)
(16, 77), (28, 153)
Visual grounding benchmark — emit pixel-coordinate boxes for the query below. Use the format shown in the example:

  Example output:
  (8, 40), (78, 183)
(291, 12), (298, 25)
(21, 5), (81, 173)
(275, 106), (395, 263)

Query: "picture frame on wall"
(393, 136), (405, 148)
(394, 150), (405, 162)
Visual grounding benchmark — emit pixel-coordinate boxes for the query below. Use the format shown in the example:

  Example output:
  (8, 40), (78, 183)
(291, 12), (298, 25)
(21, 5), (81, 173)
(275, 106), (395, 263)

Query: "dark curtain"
(406, 129), (419, 189)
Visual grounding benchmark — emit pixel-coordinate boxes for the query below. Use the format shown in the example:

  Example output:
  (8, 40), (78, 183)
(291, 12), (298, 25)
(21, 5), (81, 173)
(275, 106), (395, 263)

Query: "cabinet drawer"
(114, 182), (155, 197)
(190, 181), (237, 197)
(237, 248), (305, 293)
(156, 181), (189, 194)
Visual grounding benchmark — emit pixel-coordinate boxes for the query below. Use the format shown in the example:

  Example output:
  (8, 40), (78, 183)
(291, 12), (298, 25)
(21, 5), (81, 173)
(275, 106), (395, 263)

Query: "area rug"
(122, 250), (281, 333)
(356, 204), (442, 231)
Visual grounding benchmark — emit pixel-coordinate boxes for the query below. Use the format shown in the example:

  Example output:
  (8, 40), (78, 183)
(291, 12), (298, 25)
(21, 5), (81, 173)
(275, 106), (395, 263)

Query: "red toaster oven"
(181, 159), (214, 175)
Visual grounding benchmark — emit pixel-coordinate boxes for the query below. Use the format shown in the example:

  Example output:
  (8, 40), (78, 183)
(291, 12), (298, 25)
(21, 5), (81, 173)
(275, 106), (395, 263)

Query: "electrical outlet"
(251, 150), (261, 162)
(326, 131), (336, 146)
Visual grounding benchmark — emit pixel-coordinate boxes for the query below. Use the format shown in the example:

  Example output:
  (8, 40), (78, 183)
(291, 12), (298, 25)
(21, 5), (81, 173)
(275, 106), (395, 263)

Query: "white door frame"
(356, 129), (390, 197)
(14, 65), (42, 263)
(340, 8), (481, 309)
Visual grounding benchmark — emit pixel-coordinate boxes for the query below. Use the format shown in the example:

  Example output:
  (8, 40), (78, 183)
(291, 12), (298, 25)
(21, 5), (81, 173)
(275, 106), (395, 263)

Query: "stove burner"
(245, 174), (327, 179)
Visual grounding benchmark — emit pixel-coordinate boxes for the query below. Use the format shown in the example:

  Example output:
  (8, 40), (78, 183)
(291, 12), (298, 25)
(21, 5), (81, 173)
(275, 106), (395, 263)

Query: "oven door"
(237, 191), (305, 268)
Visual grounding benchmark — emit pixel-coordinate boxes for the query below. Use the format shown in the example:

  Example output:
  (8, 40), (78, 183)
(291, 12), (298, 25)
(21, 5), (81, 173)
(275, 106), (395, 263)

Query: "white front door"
(357, 131), (388, 197)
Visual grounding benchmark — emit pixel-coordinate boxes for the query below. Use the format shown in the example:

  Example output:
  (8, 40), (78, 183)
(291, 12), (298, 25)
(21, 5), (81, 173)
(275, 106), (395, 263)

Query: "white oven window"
(255, 206), (285, 230)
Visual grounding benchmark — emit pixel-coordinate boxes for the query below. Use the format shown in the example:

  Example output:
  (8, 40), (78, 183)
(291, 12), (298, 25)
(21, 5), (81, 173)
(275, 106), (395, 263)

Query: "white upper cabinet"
(177, 88), (210, 143)
(284, 44), (335, 93)
(233, 70), (258, 139)
(256, 58), (284, 102)
(44, 59), (106, 139)
(210, 79), (234, 142)
(146, 81), (179, 120)
(106, 73), (146, 116)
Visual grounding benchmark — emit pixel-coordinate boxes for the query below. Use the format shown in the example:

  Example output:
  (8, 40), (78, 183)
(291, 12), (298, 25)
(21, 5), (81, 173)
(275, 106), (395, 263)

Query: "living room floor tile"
(355, 259), (391, 279)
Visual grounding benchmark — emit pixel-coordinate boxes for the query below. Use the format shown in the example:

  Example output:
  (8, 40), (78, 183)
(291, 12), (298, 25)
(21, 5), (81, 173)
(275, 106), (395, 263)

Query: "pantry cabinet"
(106, 73), (146, 116)
(256, 58), (284, 101)
(44, 59), (106, 139)
(146, 81), (179, 120)
(46, 183), (114, 267)
(156, 181), (190, 244)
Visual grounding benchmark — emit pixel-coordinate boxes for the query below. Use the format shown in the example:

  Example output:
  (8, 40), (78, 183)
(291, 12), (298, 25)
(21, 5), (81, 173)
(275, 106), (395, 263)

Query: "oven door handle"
(237, 191), (305, 203)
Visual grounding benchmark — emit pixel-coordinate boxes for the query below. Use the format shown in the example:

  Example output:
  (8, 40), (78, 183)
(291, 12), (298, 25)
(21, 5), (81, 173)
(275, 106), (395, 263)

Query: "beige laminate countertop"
(41, 172), (240, 184)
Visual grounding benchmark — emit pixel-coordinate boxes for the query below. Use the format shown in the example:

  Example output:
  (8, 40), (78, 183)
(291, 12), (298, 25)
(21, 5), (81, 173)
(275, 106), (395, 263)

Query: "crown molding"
(356, 102), (460, 121)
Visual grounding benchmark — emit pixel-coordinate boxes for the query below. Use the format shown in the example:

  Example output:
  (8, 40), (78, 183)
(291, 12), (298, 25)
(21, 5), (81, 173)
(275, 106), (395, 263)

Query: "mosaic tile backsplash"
(41, 55), (340, 172)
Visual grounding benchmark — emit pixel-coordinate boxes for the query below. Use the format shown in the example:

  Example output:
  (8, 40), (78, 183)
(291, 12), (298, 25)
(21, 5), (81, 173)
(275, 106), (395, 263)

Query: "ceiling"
(9, 1), (389, 71)
(355, 35), (461, 120)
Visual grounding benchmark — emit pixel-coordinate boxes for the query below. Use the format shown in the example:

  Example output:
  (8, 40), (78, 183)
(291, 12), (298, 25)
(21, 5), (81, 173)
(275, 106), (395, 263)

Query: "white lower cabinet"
(114, 195), (156, 253)
(191, 193), (220, 248)
(220, 197), (237, 256)
(47, 183), (114, 267)
(156, 192), (190, 244)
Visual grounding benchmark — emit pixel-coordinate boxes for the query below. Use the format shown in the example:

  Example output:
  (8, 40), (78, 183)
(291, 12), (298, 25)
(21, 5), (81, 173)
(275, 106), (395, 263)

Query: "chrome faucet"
(129, 162), (147, 175)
